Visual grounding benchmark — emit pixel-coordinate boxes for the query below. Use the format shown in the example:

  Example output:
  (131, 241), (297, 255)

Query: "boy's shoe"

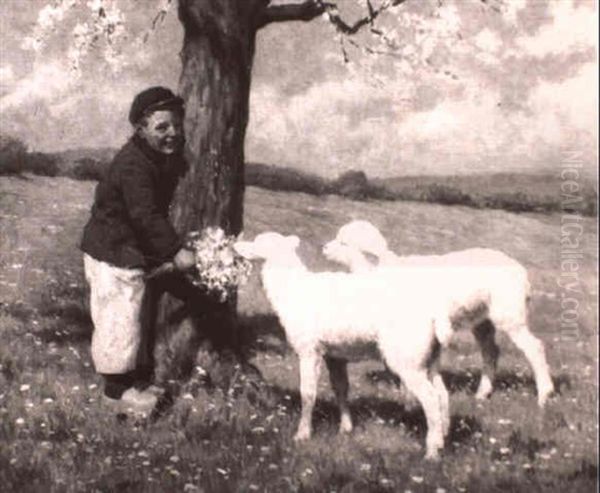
(103, 387), (158, 417)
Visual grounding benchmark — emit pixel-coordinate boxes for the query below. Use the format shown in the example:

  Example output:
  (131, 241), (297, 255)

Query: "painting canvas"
(0, 1), (597, 491)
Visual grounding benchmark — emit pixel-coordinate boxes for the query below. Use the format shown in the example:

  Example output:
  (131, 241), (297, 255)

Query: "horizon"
(23, 141), (597, 181)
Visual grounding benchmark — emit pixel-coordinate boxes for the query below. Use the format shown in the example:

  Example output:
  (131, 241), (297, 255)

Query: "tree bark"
(155, 0), (262, 388)
(173, 0), (263, 234)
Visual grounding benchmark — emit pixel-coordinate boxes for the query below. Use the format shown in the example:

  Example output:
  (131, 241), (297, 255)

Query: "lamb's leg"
(473, 320), (499, 400)
(503, 325), (554, 407)
(295, 351), (322, 441)
(430, 366), (450, 438)
(395, 368), (445, 460)
(325, 356), (352, 433)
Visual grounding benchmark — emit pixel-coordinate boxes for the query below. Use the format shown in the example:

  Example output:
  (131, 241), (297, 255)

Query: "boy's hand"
(173, 248), (195, 271)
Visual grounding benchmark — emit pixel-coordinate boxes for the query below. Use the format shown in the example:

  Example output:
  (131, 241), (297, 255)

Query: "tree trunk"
(174, 0), (261, 233)
(155, 0), (262, 389)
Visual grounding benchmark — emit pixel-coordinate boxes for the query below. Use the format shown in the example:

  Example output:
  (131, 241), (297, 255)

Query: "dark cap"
(128, 86), (184, 125)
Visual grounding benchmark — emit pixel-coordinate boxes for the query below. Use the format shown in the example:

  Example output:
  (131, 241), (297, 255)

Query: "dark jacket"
(80, 135), (185, 269)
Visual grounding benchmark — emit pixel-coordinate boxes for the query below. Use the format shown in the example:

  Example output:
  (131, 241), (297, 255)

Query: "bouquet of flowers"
(183, 227), (253, 302)
(146, 227), (252, 302)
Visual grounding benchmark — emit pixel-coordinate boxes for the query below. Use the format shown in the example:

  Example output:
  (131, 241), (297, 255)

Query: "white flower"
(184, 228), (252, 301)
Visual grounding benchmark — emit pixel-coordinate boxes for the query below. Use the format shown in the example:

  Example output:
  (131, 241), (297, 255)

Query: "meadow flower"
(184, 228), (252, 302)
(19, 384), (30, 392)
(15, 417), (25, 425)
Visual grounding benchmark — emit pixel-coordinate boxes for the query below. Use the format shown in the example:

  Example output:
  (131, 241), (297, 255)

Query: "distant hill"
(52, 147), (117, 163)
(372, 172), (598, 198)
(371, 172), (597, 216)
(2, 140), (596, 216)
(50, 147), (117, 173)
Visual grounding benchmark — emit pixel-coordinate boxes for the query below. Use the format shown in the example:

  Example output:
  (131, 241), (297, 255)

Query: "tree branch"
(325, 0), (408, 36)
(257, 1), (332, 28)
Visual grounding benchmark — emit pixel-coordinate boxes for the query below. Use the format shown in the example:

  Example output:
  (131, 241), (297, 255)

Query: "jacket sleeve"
(119, 160), (182, 264)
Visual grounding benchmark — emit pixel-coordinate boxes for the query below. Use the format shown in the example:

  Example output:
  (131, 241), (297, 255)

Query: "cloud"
(473, 28), (502, 53)
(0, 61), (74, 113)
(248, 53), (598, 178)
(515, 0), (596, 57)
(248, 78), (402, 177)
(0, 64), (15, 98)
(0, 65), (14, 84)
(528, 61), (598, 143)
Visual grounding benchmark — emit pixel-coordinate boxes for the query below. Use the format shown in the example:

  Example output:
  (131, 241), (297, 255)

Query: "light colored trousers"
(83, 254), (147, 374)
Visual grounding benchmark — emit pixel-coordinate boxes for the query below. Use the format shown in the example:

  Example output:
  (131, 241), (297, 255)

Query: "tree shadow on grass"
(494, 370), (572, 397)
(0, 289), (94, 345)
(0, 301), (36, 322)
(237, 313), (288, 356)
(236, 314), (572, 399)
(265, 385), (481, 449)
(35, 312), (93, 344)
(365, 368), (572, 399)
(29, 279), (94, 344)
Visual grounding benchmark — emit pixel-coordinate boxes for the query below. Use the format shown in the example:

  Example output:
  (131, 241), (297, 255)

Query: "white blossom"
(184, 227), (253, 302)
(25, 0), (171, 75)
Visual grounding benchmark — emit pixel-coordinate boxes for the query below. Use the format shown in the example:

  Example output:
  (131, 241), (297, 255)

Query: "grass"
(0, 174), (598, 492)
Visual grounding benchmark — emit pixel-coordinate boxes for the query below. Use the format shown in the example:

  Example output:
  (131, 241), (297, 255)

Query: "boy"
(81, 87), (195, 414)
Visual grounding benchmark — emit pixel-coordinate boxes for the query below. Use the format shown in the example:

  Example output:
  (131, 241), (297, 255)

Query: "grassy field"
(0, 174), (598, 492)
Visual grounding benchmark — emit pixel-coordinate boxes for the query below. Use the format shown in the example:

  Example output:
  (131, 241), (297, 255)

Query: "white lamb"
(323, 220), (554, 407)
(235, 232), (454, 459)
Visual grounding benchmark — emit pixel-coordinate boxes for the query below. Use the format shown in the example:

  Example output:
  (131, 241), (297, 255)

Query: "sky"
(0, 0), (597, 178)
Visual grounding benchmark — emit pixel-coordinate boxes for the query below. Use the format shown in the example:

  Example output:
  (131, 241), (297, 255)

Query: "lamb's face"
(336, 220), (389, 258)
(322, 239), (362, 267)
(234, 232), (300, 261)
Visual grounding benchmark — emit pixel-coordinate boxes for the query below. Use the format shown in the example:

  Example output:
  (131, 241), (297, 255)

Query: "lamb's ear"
(287, 235), (300, 249)
(233, 241), (255, 259)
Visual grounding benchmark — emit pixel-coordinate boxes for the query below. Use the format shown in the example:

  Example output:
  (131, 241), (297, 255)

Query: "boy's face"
(137, 109), (183, 155)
